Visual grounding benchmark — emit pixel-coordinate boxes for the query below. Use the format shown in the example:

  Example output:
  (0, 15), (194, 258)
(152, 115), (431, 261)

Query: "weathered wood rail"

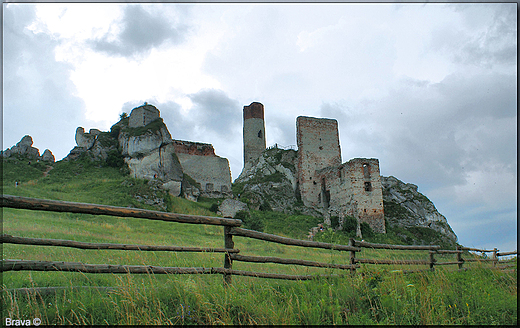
(1, 195), (516, 287)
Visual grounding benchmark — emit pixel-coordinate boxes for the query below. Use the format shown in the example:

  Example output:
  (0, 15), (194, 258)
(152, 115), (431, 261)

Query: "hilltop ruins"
(240, 103), (386, 233)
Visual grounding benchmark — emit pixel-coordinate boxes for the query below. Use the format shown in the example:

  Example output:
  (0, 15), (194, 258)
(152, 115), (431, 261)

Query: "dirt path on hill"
(43, 166), (54, 177)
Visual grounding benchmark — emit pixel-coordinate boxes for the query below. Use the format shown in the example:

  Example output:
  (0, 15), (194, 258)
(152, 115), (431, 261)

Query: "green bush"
(330, 216), (340, 229)
(360, 222), (374, 238)
(259, 200), (272, 212)
(343, 216), (358, 233)
(209, 203), (219, 213)
(235, 210), (264, 232)
(105, 150), (125, 168)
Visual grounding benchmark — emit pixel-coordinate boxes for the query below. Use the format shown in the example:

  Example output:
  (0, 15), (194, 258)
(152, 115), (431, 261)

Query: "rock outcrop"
(63, 104), (233, 200)
(381, 176), (458, 245)
(234, 147), (320, 216)
(41, 149), (55, 162)
(218, 199), (249, 218)
(2, 135), (55, 163)
(114, 107), (184, 196)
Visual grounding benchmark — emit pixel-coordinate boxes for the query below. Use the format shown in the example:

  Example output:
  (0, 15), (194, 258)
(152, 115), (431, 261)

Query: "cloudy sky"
(3, 2), (517, 253)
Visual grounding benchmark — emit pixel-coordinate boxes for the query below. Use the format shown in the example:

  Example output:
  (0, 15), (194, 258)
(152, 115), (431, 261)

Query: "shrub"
(330, 216), (340, 229)
(235, 210), (264, 232)
(360, 222), (374, 238)
(259, 200), (272, 212)
(343, 216), (358, 233)
(105, 150), (125, 168)
(209, 203), (219, 213)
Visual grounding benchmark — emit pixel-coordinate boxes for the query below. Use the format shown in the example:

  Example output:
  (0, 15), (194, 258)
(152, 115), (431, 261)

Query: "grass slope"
(1, 156), (517, 325)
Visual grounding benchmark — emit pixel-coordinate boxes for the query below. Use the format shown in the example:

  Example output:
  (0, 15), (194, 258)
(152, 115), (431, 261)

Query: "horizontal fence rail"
(1, 260), (348, 281)
(1, 195), (242, 227)
(230, 254), (360, 270)
(1, 195), (517, 289)
(355, 240), (440, 250)
(1, 234), (239, 253)
(229, 227), (361, 252)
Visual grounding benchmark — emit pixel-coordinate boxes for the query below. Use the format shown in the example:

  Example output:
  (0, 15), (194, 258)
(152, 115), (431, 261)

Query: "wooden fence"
(1, 195), (517, 286)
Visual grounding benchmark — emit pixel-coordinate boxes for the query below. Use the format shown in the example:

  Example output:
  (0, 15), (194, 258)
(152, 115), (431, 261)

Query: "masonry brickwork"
(316, 158), (385, 233)
(296, 116), (342, 208)
(129, 104), (160, 128)
(243, 102), (266, 167)
(172, 140), (216, 157)
(293, 116), (385, 234)
(172, 139), (232, 197)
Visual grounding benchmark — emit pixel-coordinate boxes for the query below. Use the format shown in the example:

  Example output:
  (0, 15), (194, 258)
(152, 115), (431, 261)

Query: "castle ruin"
(172, 140), (232, 197)
(242, 104), (385, 233)
(129, 104), (160, 128)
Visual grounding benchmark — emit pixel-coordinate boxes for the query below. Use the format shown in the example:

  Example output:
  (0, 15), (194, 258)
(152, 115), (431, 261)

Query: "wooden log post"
(456, 245), (463, 270)
(429, 250), (435, 271)
(492, 248), (498, 268)
(349, 238), (357, 274)
(223, 226), (234, 285)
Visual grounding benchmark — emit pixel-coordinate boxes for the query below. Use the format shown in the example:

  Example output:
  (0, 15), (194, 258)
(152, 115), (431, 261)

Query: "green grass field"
(1, 156), (517, 325)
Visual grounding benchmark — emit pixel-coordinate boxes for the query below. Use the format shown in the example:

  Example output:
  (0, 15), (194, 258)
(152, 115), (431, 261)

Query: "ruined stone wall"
(172, 140), (216, 157)
(316, 158), (385, 233)
(341, 158), (385, 233)
(129, 105), (160, 128)
(176, 152), (232, 197)
(243, 102), (266, 167)
(296, 116), (342, 208)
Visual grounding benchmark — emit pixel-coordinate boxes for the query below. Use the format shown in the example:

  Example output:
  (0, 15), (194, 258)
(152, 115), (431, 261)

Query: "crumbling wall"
(172, 139), (232, 197)
(296, 116), (342, 208)
(318, 158), (385, 233)
(172, 140), (216, 156)
(129, 105), (160, 128)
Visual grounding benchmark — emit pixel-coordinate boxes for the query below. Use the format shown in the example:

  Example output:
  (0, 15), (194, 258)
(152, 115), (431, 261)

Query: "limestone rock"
(119, 125), (172, 158)
(125, 143), (183, 196)
(219, 199), (249, 218)
(381, 176), (458, 244)
(41, 149), (55, 162)
(234, 147), (320, 216)
(75, 127), (96, 149)
(2, 135), (40, 159)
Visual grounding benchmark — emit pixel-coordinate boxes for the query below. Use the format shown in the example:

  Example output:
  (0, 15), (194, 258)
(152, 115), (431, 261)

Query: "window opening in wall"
(206, 183), (214, 192)
(364, 181), (372, 192)
(363, 163), (370, 179)
(258, 130), (263, 138)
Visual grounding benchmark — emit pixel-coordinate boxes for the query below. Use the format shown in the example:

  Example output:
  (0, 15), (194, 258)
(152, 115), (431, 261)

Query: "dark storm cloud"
(188, 89), (242, 138)
(318, 70), (516, 192)
(3, 4), (85, 160)
(318, 69), (516, 253)
(90, 5), (190, 58)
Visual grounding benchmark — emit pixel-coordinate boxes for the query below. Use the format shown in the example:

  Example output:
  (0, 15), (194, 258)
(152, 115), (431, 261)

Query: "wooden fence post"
(348, 238), (357, 274)
(223, 226), (234, 285)
(429, 250), (435, 271)
(492, 248), (498, 268)
(456, 245), (463, 270)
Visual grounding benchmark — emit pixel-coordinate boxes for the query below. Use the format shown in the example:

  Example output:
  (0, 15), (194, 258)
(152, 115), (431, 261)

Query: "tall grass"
(2, 265), (516, 325)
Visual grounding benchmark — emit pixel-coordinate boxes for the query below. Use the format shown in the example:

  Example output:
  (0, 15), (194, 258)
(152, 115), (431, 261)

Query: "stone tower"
(297, 116), (342, 208)
(243, 102), (266, 167)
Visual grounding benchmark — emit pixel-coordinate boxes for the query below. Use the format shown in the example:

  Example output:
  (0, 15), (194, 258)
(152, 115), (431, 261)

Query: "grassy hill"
(1, 155), (517, 325)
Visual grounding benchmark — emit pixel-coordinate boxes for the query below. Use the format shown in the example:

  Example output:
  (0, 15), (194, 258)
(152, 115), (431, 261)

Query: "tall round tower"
(243, 102), (266, 166)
